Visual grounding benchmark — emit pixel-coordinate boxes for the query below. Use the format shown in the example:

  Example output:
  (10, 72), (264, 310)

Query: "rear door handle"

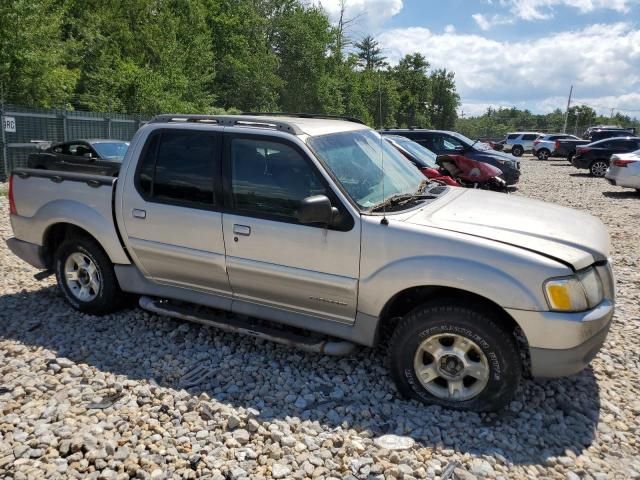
(132, 209), (147, 219)
(233, 224), (251, 236)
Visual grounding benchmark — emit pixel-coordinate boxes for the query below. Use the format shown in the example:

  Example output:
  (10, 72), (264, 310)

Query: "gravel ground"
(0, 158), (639, 480)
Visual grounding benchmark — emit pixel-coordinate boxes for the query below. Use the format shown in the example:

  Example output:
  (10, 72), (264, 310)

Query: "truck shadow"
(0, 286), (600, 467)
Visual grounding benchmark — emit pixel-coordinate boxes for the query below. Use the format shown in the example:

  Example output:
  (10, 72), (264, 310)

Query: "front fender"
(358, 255), (544, 318)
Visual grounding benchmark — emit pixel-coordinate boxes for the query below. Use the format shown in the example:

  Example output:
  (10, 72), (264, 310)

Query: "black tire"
(567, 153), (574, 163)
(511, 145), (524, 157)
(537, 149), (550, 161)
(589, 160), (608, 177)
(54, 235), (123, 315)
(388, 302), (521, 412)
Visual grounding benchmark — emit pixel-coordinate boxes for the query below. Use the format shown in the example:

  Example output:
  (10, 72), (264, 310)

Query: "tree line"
(0, 0), (460, 129)
(457, 105), (640, 139)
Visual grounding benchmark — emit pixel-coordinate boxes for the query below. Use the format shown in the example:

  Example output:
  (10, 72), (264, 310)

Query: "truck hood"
(404, 189), (610, 270)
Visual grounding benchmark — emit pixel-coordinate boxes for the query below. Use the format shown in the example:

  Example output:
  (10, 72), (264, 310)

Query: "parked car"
(585, 126), (636, 141)
(7, 113), (615, 412)
(555, 138), (592, 162)
(605, 149), (640, 193)
(532, 134), (581, 160)
(572, 137), (640, 177)
(589, 129), (637, 143)
(27, 139), (129, 176)
(486, 139), (505, 151)
(503, 132), (541, 157)
(383, 135), (506, 191)
(380, 128), (521, 185)
(383, 135), (460, 186)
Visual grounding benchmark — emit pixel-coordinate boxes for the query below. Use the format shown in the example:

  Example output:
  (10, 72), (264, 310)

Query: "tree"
(428, 69), (459, 129)
(393, 53), (431, 127)
(0, 0), (78, 108)
(354, 35), (387, 71)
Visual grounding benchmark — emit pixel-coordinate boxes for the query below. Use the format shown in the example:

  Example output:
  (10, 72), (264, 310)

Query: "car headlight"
(544, 267), (604, 312)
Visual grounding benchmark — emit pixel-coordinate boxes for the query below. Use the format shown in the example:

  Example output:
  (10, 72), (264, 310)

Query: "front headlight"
(544, 267), (604, 312)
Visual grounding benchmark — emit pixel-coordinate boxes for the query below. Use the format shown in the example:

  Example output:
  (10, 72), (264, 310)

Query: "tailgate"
(9, 169), (129, 265)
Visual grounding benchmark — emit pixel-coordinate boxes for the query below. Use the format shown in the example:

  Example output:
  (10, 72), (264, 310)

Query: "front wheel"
(54, 235), (123, 315)
(388, 302), (521, 411)
(511, 145), (524, 157)
(589, 160), (608, 177)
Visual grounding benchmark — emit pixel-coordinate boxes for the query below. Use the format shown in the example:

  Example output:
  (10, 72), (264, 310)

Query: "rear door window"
(136, 130), (219, 207)
(522, 134), (538, 141)
(507, 134), (519, 140)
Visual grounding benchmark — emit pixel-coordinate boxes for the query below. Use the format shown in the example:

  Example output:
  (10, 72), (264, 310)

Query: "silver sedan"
(605, 149), (640, 192)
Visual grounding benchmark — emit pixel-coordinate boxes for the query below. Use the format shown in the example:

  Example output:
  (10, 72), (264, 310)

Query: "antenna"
(378, 69), (388, 225)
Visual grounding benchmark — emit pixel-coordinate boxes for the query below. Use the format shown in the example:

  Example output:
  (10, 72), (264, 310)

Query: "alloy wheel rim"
(539, 151), (548, 160)
(592, 162), (607, 176)
(413, 333), (490, 401)
(64, 252), (101, 302)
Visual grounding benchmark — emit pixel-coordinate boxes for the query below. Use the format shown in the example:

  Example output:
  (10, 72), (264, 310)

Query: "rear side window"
(137, 130), (217, 207)
(507, 134), (519, 140)
(522, 134), (538, 141)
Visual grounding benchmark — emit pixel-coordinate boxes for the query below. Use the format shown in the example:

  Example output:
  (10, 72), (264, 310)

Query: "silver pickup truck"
(6, 114), (615, 411)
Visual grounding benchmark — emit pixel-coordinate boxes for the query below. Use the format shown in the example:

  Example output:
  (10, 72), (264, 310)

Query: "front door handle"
(233, 224), (251, 236)
(132, 209), (147, 219)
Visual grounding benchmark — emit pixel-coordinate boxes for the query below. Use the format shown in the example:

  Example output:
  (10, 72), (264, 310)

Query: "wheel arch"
(376, 286), (531, 376)
(42, 223), (110, 269)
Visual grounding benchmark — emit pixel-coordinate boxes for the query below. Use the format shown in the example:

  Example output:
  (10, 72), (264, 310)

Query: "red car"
(383, 136), (460, 186)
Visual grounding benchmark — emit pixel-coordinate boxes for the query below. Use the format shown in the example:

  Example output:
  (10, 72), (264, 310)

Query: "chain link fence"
(0, 104), (148, 181)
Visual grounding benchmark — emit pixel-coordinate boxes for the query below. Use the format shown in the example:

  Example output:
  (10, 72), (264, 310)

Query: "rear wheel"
(511, 145), (524, 157)
(589, 160), (608, 177)
(54, 235), (123, 315)
(388, 302), (521, 411)
(537, 149), (550, 161)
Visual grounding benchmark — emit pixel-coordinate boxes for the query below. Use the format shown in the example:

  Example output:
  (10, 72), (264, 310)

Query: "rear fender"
(12, 199), (130, 265)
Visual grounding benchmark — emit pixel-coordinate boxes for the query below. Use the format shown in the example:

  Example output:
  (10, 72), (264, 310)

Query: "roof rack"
(148, 114), (304, 135)
(241, 112), (367, 126)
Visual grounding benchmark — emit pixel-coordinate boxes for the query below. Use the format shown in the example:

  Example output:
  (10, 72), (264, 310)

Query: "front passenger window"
(230, 138), (327, 221)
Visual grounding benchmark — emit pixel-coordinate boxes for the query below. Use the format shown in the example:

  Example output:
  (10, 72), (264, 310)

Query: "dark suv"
(381, 129), (520, 185)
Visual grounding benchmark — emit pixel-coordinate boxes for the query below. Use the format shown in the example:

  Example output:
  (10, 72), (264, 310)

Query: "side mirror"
(83, 152), (96, 160)
(297, 195), (336, 226)
(454, 145), (465, 152)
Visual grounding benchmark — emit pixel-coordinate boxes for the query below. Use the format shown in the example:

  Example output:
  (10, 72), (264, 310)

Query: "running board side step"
(139, 296), (357, 356)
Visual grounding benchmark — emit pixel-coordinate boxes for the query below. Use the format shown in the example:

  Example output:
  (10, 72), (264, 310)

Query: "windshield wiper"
(370, 180), (435, 212)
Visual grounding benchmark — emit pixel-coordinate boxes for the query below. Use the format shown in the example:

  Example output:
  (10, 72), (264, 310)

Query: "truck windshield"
(307, 130), (425, 210)
(92, 142), (129, 160)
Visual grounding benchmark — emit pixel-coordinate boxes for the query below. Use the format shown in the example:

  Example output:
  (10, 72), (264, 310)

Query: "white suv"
(503, 132), (541, 157)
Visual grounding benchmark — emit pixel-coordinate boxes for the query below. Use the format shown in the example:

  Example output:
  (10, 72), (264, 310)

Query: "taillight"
(533, 140), (540, 145)
(8, 174), (17, 215)
(555, 140), (560, 150)
(612, 159), (637, 167)
(577, 147), (590, 154)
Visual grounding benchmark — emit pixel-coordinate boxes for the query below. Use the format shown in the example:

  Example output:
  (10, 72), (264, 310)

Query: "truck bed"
(9, 169), (130, 266)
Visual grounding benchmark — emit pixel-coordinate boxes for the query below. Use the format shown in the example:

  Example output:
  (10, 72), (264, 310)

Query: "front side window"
(230, 138), (327, 220)
(137, 130), (216, 206)
(522, 134), (538, 141)
(507, 134), (519, 140)
(307, 129), (424, 210)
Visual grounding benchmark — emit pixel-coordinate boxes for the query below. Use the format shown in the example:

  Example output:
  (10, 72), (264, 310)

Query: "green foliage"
(1, 0), (460, 130)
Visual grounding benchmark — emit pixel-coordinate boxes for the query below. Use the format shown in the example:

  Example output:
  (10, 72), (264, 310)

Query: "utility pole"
(574, 111), (580, 135)
(562, 85), (573, 134)
(610, 108), (615, 120)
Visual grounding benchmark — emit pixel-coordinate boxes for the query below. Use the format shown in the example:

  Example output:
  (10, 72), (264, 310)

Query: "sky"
(314, 0), (640, 118)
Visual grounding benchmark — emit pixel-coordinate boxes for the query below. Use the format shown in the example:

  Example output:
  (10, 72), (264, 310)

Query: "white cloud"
(473, 0), (640, 28)
(444, 24), (457, 34)
(472, 13), (514, 30)
(313, 0), (403, 31)
(378, 22), (640, 115)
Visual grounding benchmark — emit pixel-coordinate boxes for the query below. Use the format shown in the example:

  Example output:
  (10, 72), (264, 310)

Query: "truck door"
(119, 128), (231, 298)
(221, 133), (361, 324)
